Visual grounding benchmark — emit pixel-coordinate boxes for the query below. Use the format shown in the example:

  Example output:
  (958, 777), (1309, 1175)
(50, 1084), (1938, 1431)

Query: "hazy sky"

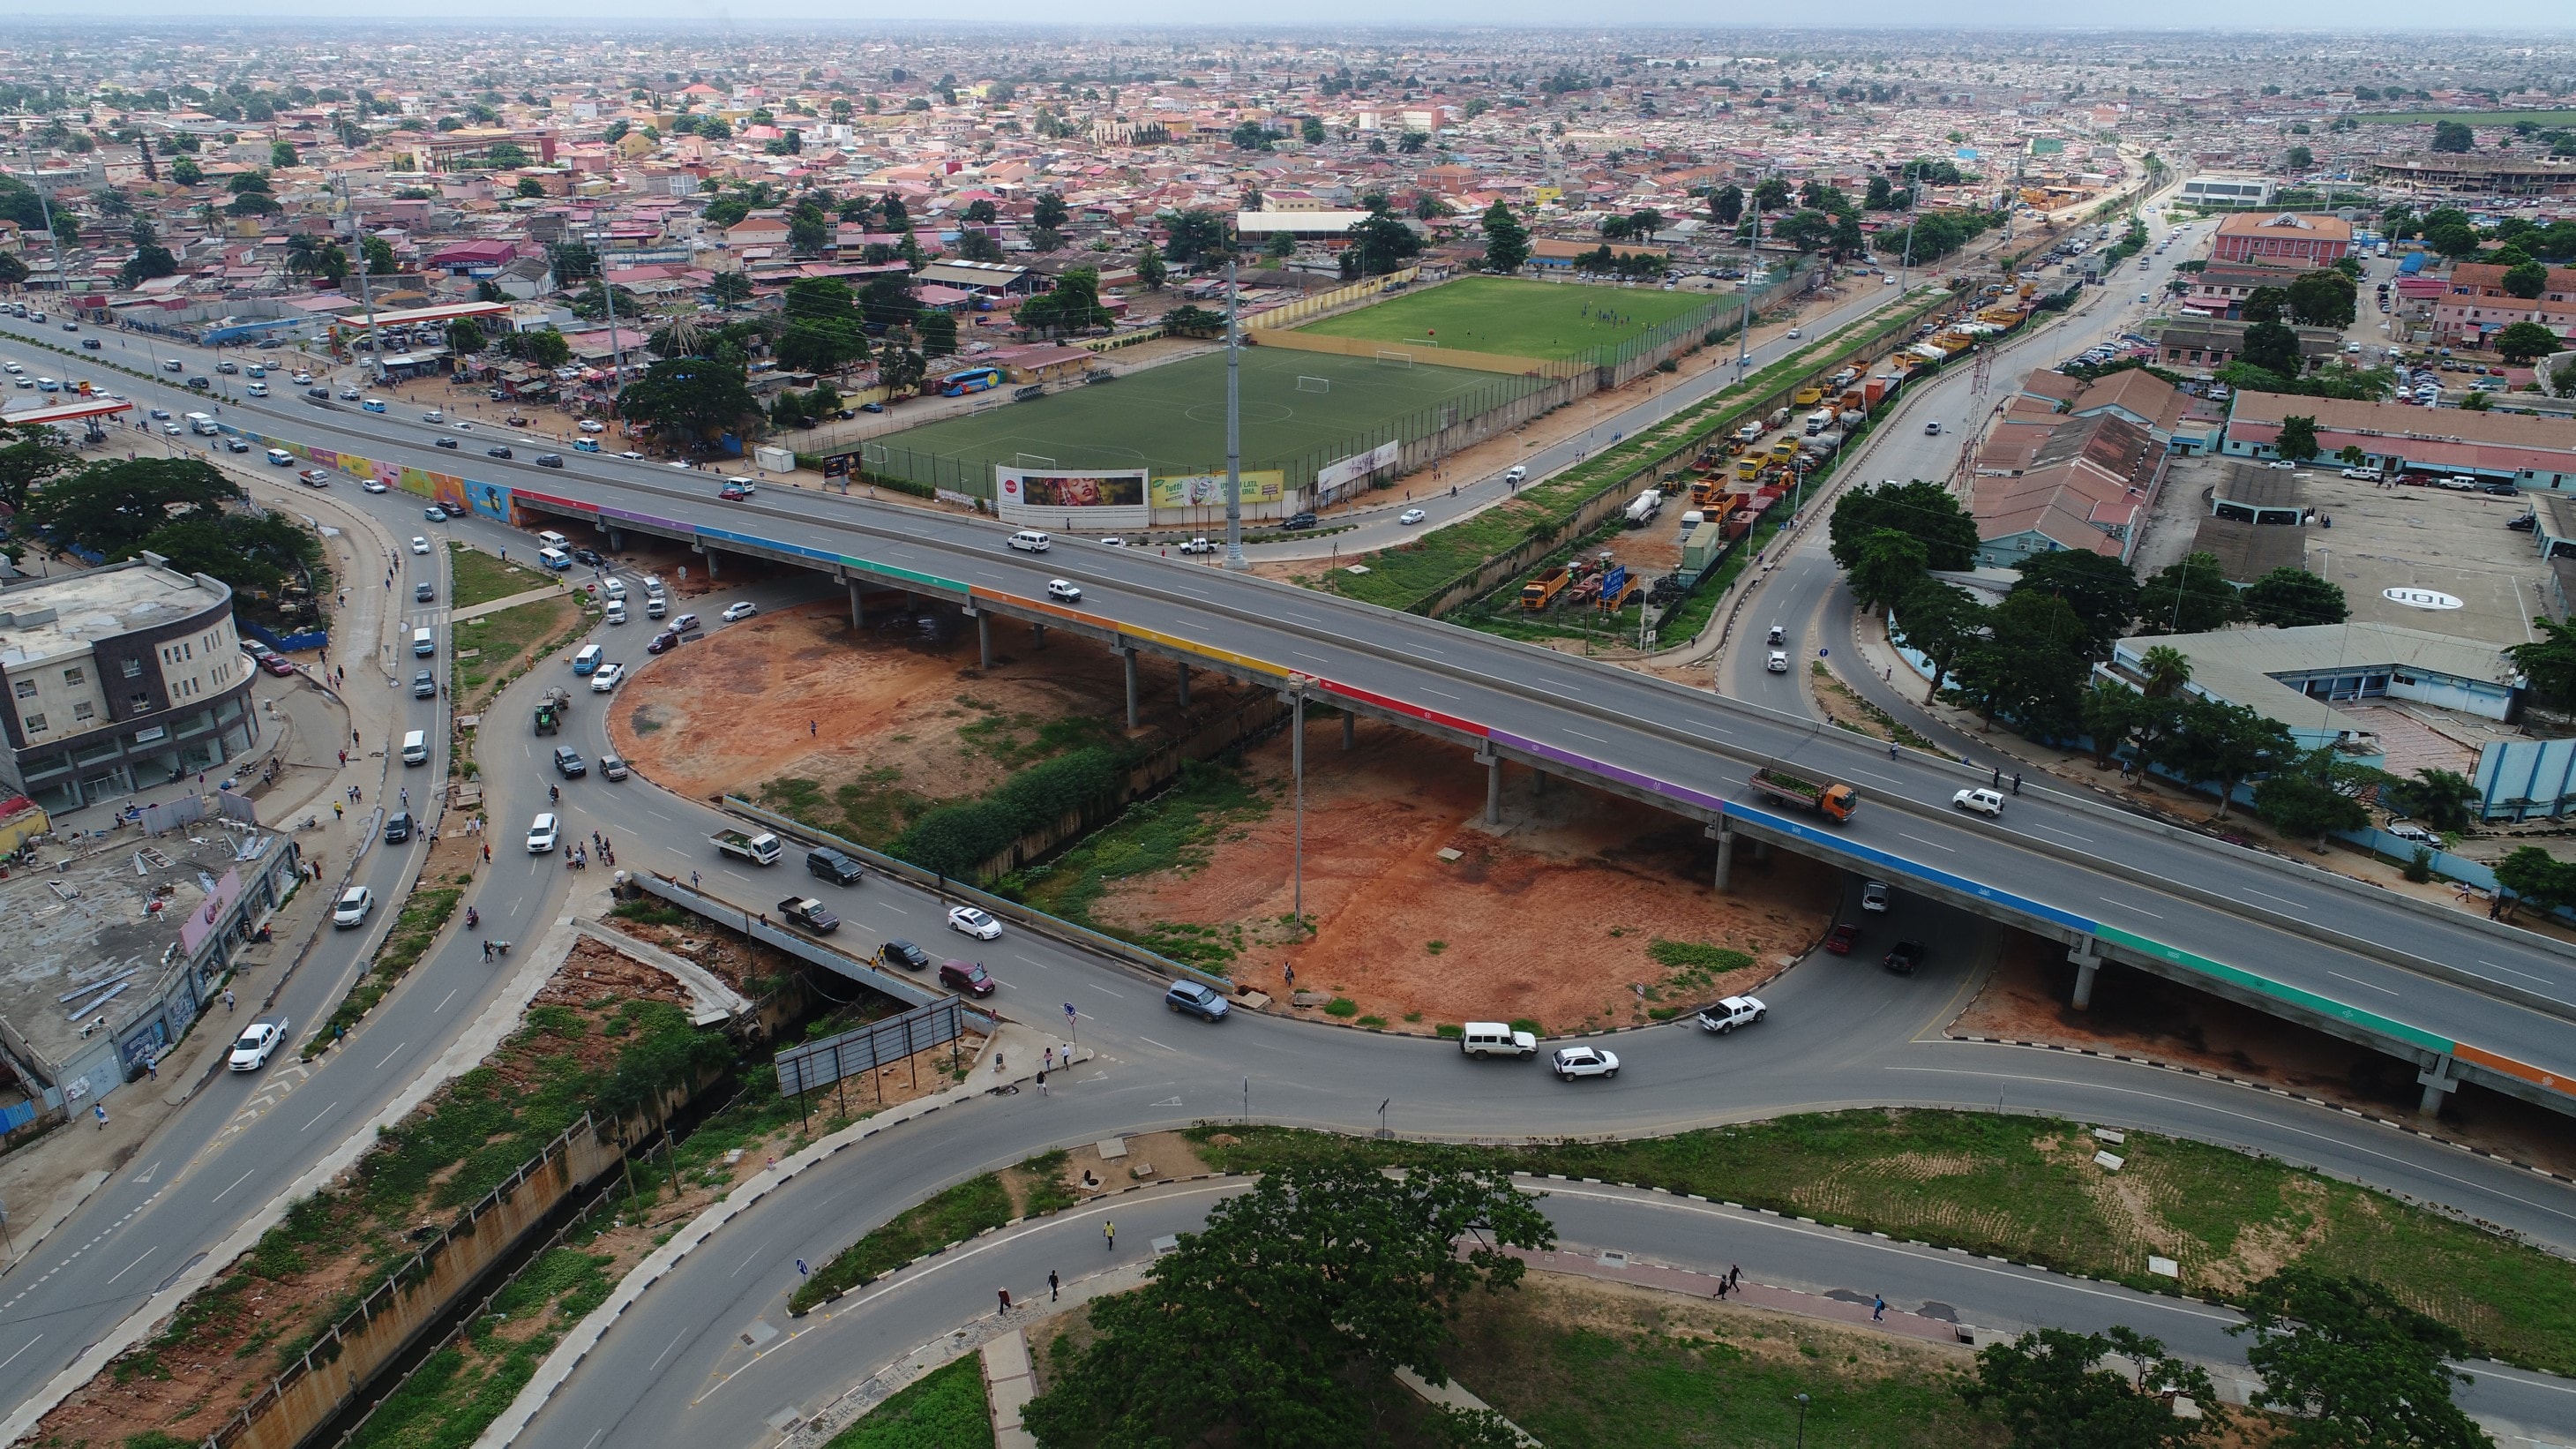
(27, 4), (2576, 29)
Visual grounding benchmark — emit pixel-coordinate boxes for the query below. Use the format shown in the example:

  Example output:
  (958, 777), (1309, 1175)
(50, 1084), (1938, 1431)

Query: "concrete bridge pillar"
(2069, 937), (2102, 1010)
(2418, 1055), (2458, 1118)
(1342, 710), (1356, 751)
(1708, 822), (1735, 893)
(1032, 621), (1046, 648)
(703, 549), (720, 580)
(605, 527), (625, 552)
(1176, 662), (1190, 709)
(847, 579), (865, 628)
(975, 611), (992, 671)
(1118, 646), (1139, 728)
(1478, 747), (1501, 825)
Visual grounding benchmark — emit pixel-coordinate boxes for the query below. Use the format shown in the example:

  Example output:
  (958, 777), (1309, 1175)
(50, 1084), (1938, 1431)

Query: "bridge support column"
(605, 527), (625, 552)
(1119, 647), (1139, 728)
(1032, 621), (1046, 648)
(1342, 710), (1356, 751)
(2418, 1055), (2458, 1118)
(1479, 747), (1501, 825)
(1176, 663), (1190, 709)
(703, 550), (720, 580)
(975, 612), (992, 671)
(848, 579), (865, 628)
(1708, 822), (1735, 893)
(2069, 937), (2101, 1010)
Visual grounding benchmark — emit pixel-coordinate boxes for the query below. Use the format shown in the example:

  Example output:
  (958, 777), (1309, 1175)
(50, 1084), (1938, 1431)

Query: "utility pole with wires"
(1735, 176), (1766, 375)
(588, 230), (626, 399)
(31, 185), (71, 301)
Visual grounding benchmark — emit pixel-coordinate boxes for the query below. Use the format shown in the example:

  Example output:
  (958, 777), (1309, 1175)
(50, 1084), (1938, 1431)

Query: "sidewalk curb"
(470, 1022), (1074, 1449)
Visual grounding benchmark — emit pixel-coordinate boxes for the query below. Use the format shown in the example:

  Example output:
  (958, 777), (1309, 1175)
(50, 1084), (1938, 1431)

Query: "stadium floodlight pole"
(341, 174), (383, 385)
(33, 184), (70, 298)
(589, 230), (626, 396)
(1898, 161), (1921, 293)
(1735, 176), (1764, 375)
(1224, 244), (1246, 571)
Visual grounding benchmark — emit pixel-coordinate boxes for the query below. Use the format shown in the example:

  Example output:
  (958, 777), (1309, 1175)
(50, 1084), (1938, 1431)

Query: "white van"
(401, 729), (429, 766)
(646, 595), (667, 619)
(572, 643), (604, 675)
(601, 577), (626, 600)
(411, 627), (435, 657)
(535, 530), (571, 552)
(1458, 1022), (1538, 1059)
(1007, 529), (1052, 552)
(537, 547), (572, 571)
(266, 447), (295, 467)
(603, 598), (627, 626)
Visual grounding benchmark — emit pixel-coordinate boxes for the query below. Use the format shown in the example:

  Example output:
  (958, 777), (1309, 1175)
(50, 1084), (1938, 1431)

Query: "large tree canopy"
(618, 357), (762, 444)
(1023, 1160), (1554, 1447)
(1830, 478), (1981, 572)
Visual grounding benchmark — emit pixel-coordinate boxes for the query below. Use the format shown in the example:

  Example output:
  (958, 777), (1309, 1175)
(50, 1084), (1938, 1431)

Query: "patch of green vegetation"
(1299, 275), (1718, 363)
(1189, 1113), (2576, 1377)
(451, 596), (579, 702)
(1323, 997), (1359, 1018)
(2353, 108), (2576, 125)
(1648, 939), (1756, 996)
(791, 1174), (1015, 1315)
(1357, 1016), (1389, 1029)
(446, 544), (558, 610)
(956, 709), (1120, 770)
(1455, 1289), (2002, 1448)
(1509, 1017), (1543, 1036)
(1018, 1150), (1079, 1216)
(1013, 760), (1272, 971)
(1434, 1023), (1464, 1039)
(755, 770), (933, 850)
(822, 1355), (994, 1449)
(304, 888), (461, 1058)
(607, 899), (688, 927)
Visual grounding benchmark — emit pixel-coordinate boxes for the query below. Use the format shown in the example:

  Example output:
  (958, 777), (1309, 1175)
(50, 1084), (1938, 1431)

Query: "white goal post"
(1374, 349), (1414, 368)
(1296, 375), (1331, 394)
(1011, 453), (1059, 469)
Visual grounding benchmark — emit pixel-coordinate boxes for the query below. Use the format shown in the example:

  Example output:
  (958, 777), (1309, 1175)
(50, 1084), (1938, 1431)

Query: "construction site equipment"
(1520, 566), (1571, 611)
(533, 687), (571, 735)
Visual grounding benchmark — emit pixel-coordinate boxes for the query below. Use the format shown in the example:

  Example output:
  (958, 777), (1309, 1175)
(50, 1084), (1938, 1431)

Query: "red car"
(646, 630), (680, 654)
(718, 482), (753, 500)
(939, 959), (996, 998)
(1823, 923), (1858, 956)
(261, 655), (298, 677)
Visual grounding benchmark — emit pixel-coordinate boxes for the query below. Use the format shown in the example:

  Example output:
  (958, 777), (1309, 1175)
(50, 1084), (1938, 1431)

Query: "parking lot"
(2295, 469), (2550, 648)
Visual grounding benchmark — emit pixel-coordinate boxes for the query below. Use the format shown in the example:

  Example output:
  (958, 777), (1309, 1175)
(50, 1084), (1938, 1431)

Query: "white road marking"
(300, 1101), (340, 1132)
(1897, 832), (1954, 852)
(1525, 682), (1578, 701)
(647, 1330), (690, 1375)
(435, 988), (458, 1014)
(210, 1169), (256, 1205)
(0, 1336), (42, 1374)
(1420, 687), (1459, 700)
(2329, 971), (2400, 997)
(1084, 982), (1126, 998)
(2238, 887), (2303, 909)
(374, 1042), (408, 1070)
(102, 1247), (158, 1287)
(2098, 897), (2160, 919)
(1843, 768), (1899, 785)
(1292, 651), (1328, 664)
(1565, 728), (1608, 743)
(2028, 823), (2095, 845)
(1137, 1036), (1179, 1053)
(2477, 959), (2555, 987)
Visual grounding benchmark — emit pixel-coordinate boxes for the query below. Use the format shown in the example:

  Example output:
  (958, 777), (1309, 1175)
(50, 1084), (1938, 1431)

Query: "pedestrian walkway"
(448, 582), (572, 625)
(1503, 1242), (1966, 1348)
(979, 1330), (1037, 1449)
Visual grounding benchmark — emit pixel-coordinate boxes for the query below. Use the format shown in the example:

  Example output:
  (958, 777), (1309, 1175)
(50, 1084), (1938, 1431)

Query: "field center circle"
(1186, 402), (1292, 425)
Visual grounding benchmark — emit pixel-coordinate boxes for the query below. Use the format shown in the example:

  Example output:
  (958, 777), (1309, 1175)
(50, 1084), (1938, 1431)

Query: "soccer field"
(1296, 275), (1719, 364)
(863, 347), (1540, 497)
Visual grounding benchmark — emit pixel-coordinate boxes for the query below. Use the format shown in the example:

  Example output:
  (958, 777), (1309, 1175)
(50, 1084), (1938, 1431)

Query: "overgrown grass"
(1453, 1278), (2003, 1449)
(758, 770), (934, 850)
(1327, 293), (1951, 615)
(446, 544), (559, 610)
(451, 596), (580, 704)
(303, 887), (462, 1058)
(1012, 760), (1273, 972)
(1646, 939), (1756, 997)
(1019, 1149), (1080, 1216)
(790, 1173), (1016, 1315)
(823, 1355), (994, 1449)
(340, 1244), (618, 1449)
(1187, 1112), (2576, 1377)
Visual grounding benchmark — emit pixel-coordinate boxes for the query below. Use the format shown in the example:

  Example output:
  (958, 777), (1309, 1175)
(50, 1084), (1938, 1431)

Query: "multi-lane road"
(9, 220), (2576, 1444)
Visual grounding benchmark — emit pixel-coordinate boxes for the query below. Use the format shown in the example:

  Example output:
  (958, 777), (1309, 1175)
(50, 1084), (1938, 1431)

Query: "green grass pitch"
(863, 346), (1539, 495)
(1295, 275), (1716, 362)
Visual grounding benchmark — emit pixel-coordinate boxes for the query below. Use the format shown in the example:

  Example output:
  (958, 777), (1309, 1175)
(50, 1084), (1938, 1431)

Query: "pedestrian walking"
(1872, 1294), (1886, 1322)
(2011, 772), (2022, 796)
(94, 1102), (109, 1130)
(998, 1288), (1013, 1313)
(484, 940), (495, 962)
(146, 1055), (158, 1082)
(1729, 1265), (1741, 1289)
(810, 719), (818, 737)
(1049, 1270), (1060, 1302)
(1105, 1221), (1115, 1251)
(1044, 1047), (1055, 1072)
(1716, 1277), (1729, 1300)
(333, 801), (343, 820)
(224, 988), (236, 1013)
(400, 787), (409, 807)
(339, 748), (348, 767)
(482, 843), (492, 862)
(1889, 740), (1898, 761)
(1036, 1069), (1047, 1096)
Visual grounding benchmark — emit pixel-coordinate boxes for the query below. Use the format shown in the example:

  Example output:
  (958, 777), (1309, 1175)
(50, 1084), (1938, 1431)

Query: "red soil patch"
(1097, 719), (1834, 1033)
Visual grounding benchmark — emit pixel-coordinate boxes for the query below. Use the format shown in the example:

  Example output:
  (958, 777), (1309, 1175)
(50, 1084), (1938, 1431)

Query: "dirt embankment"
(606, 601), (1253, 844)
(1096, 719), (1833, 1034)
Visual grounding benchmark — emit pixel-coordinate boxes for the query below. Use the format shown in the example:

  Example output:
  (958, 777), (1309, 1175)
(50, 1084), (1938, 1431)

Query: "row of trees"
(1011, 1156), (2490, 1449)
(0, 443), (326, 605)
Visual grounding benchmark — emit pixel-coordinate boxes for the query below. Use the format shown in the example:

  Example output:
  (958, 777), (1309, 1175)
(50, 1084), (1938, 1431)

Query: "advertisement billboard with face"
(996, 469), (1148, 509)
(1148, 470), (1286, 508)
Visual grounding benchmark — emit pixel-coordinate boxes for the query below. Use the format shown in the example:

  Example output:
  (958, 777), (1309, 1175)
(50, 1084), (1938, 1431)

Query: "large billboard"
(1149, 470), (1285, 509)
(997, 468), (1148, 509)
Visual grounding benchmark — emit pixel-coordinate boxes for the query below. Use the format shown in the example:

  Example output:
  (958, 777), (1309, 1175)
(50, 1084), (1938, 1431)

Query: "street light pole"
(1290, 682), (1306, 923)
(1736, 176), (1764, 375)
(1224, 247), (1245, 570)
(341, 174), (382, 386)
(1793, 1393), (1809, 1448)
(590, 230), (626, 396)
